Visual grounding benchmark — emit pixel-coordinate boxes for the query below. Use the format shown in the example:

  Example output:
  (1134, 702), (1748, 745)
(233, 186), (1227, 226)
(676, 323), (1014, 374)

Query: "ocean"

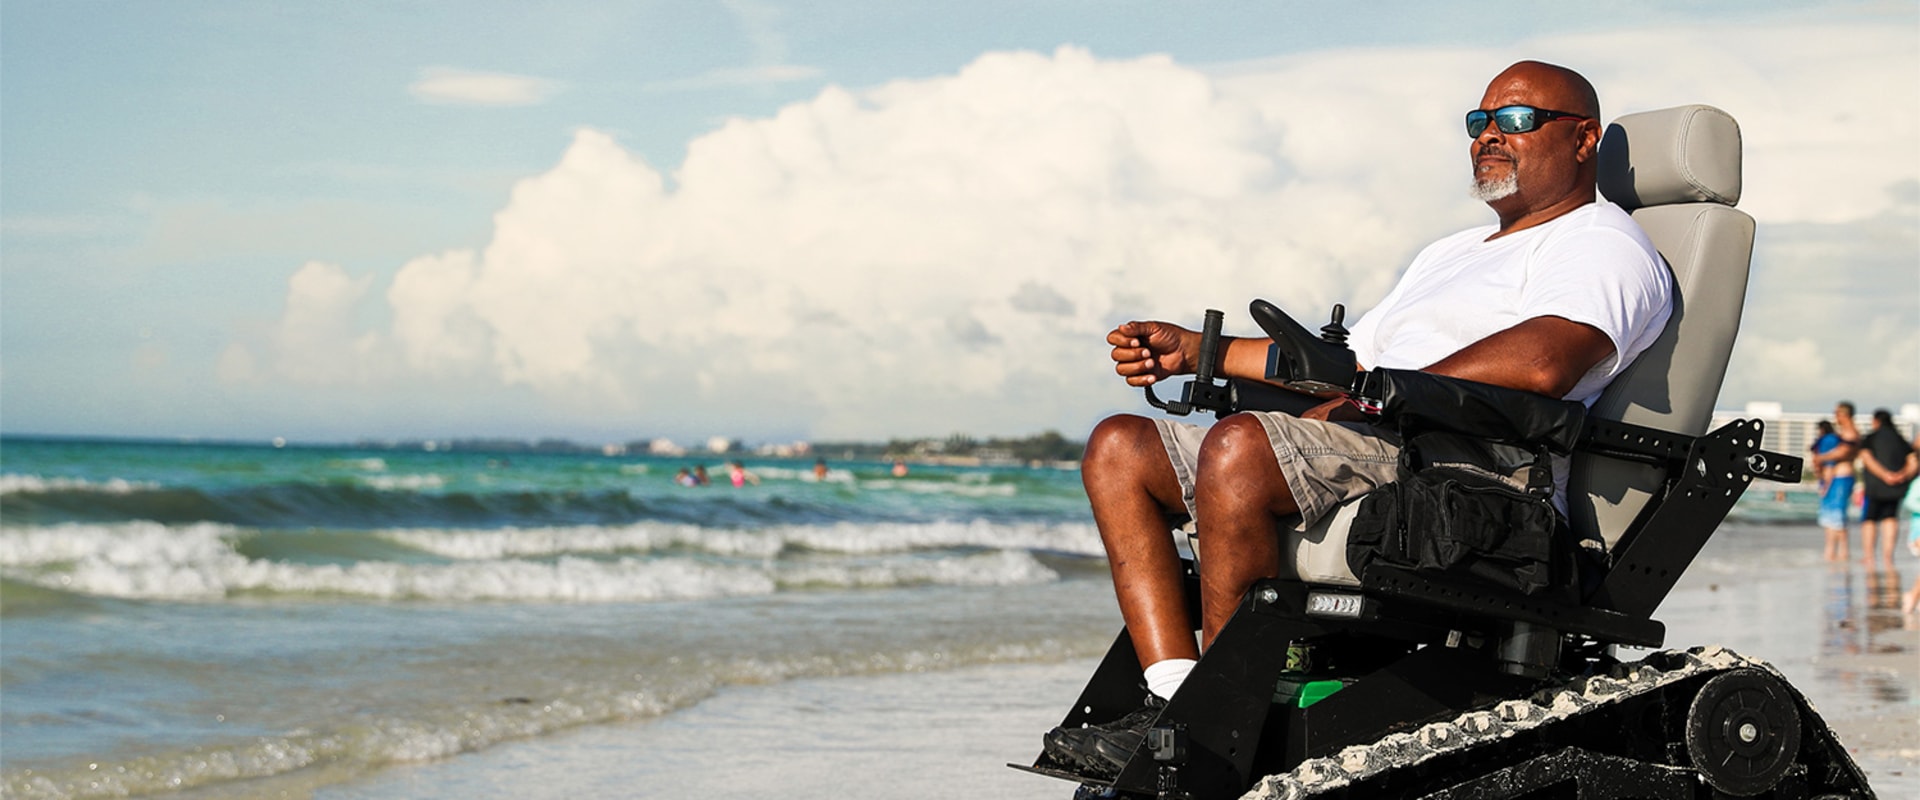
(3, 437), (1911, 799)
(0, 438), (1119, 798)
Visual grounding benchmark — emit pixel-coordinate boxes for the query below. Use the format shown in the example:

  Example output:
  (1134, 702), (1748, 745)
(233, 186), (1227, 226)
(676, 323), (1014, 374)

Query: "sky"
(2, 1), (1915, 447)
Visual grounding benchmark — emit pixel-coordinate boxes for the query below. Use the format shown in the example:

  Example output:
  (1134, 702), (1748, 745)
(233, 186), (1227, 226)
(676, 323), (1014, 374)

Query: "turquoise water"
(0, 437), (1118, 798)
(0, 437), (1829, 798)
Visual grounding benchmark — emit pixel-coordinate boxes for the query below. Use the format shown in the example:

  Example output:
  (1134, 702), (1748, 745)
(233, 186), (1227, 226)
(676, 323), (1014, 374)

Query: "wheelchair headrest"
(1597, 104), (1742, 211)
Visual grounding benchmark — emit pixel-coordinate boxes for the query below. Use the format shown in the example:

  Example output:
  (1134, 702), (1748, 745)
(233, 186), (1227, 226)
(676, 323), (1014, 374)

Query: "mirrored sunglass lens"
(1495, 107), (1536, 134)
(1466, 111), (1490, 136)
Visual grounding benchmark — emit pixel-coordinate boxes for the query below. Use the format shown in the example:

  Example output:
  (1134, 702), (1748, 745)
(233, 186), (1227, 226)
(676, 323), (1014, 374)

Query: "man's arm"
(1107, 321), (1278, 387)
(1108, 321), (1369, 422)
(1110, 314), (1613, 405)
(1419, 315), (1615, 398)
(1813, 441), (1859, 467)
(1859, 440), (1913, 484)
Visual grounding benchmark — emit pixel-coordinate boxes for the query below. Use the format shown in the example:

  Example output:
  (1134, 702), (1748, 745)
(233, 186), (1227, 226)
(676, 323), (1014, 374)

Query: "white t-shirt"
(1347, 200), (1672, 407)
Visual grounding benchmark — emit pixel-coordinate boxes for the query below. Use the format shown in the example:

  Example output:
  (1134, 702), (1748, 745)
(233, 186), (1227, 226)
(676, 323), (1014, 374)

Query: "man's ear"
(1574, 120), (1601, 164)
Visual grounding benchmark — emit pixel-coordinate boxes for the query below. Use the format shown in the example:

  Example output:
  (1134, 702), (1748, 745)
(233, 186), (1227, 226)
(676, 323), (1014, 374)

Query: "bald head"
(1470, 61), (1604, 233)
(1488, 60), (1599, 120)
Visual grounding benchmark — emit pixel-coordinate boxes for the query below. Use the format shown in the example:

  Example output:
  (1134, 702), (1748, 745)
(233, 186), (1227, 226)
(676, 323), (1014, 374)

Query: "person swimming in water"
(727, 460), (760, 488)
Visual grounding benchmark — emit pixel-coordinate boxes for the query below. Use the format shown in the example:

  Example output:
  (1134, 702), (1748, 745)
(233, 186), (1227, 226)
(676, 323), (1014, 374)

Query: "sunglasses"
(1465, 105), (1589, 138)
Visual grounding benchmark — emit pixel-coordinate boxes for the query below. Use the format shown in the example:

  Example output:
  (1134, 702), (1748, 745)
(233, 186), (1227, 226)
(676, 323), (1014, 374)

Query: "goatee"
(1471, 172), (1519, 202)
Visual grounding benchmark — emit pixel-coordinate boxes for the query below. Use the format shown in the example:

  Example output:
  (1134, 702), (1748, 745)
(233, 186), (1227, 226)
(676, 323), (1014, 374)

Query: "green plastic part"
(1296, 679), (1345, 708)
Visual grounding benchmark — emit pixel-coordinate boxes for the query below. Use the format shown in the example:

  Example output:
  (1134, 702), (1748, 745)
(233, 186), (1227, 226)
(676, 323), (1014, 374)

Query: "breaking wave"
(0, 520), (1097, 602)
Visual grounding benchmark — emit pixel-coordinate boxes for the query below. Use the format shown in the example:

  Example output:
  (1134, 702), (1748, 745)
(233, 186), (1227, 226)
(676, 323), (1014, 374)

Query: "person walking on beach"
(1812, 402), (1862, 561)
(1047, 61), (1672, 777)
(1858, 408), (1917, 566)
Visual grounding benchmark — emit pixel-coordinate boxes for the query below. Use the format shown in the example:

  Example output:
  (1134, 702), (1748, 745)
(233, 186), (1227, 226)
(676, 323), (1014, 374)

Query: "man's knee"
(1084, 414), (1164, 479)
(1195, 414), (1282, 486)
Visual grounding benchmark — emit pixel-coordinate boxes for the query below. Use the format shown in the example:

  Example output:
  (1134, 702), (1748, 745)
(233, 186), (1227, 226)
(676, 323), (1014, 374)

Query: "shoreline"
(314, 643), (1918, 800)
(312, 562), (1919, 799)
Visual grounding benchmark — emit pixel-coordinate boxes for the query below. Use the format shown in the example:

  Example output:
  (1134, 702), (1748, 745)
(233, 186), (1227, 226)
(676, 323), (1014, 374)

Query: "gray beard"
(1471, 171), (1519, 202)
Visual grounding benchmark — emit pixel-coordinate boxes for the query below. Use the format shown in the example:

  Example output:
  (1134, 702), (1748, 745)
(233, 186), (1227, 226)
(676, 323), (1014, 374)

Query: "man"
(1813, 402), (1863, 560)
(1858, 409), (1917, 566)
(1047, 61), (1673, 776)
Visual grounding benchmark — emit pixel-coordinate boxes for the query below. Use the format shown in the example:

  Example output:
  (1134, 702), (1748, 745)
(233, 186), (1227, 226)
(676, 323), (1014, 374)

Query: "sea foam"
(0, 520), (1076, 602)
(0, 474), (159, 495)
(382, 519), (1103, 560)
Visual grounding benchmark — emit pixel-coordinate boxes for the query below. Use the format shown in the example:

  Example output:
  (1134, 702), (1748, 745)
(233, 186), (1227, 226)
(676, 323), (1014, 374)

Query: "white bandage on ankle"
(1143, 658), (1196, 701)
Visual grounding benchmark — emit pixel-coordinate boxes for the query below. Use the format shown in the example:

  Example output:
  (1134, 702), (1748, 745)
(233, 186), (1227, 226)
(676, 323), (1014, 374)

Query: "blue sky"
(3, 1), (1915, 446)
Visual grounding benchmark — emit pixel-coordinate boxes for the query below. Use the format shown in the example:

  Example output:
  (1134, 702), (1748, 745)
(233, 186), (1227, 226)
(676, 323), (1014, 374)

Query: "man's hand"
(1300, 397), (1368, 423)
(1108, 321), (1200, 386)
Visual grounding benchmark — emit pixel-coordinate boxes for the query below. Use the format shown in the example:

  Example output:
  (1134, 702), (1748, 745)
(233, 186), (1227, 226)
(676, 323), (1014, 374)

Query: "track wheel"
(1684, 669), (1802, 796)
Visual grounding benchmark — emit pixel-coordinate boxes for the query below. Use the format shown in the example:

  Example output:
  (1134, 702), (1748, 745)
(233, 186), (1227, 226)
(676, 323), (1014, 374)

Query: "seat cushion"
(1286, 501), (1363, 586)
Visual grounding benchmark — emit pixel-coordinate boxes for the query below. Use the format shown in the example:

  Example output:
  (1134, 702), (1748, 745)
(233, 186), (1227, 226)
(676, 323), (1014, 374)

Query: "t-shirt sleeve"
(1519, 227), (1671, 382)
(1347, 240), (1441, 369)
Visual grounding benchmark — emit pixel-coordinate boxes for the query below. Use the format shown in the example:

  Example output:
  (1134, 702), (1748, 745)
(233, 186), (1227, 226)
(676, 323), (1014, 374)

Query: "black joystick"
(1320, 305), (1348, 346)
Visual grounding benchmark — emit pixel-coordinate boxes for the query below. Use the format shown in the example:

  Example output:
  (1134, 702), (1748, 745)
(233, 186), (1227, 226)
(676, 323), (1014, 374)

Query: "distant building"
(706, 436), (734, 454)
(1707, 402), (1920, 480)
(648, 438), (686, 456)
(753, 441), (814, 458)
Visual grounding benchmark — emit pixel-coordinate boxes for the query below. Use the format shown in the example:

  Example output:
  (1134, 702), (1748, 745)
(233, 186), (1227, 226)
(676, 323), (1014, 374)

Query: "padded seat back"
(1570, 105), (1752, 550)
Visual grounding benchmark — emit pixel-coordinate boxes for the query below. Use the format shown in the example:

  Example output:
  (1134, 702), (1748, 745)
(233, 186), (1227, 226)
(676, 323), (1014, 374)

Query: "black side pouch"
(1347, 432), (1574, 598)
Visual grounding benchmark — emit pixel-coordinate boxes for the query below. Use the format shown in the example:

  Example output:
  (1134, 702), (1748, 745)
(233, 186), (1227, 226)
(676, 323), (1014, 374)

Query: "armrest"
(1217, 379), (1326, 417)
(1357, 368), (1587, 454)
(1247, 298), (1582, 451)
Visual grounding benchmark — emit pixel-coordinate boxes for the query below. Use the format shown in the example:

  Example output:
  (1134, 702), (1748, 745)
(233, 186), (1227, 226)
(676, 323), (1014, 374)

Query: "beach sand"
(315, 659), (1093, 800)
(318, 547), (1917, 799)
(1813, 626), (1920, 788)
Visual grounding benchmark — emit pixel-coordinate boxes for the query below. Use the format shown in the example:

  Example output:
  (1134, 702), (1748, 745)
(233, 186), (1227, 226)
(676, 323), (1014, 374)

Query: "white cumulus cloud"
(243, 25), (1917, 439)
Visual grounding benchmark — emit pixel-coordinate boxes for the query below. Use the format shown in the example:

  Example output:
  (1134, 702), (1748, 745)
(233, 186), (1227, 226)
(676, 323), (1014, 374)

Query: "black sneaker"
(1042, 694), (1166, 778)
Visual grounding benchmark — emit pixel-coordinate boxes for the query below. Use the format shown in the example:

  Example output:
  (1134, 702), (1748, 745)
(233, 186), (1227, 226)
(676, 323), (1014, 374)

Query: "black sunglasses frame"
(1465, 105), (1590, 138)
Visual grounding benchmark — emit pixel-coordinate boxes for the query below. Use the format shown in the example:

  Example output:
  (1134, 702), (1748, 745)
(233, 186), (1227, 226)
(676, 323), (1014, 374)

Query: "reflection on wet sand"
(1820, 564), (1911, 707)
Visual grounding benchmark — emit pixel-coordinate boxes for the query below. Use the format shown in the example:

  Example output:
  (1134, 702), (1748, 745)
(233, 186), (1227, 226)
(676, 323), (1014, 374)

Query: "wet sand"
(1814, 626), (1920, 787)
(320, 531), (1917, 799)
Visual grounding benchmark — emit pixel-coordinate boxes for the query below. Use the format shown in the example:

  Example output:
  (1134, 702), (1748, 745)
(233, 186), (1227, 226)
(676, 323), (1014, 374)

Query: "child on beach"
(1810, 421), (1839, 490)
(1813, 426), (1854, 562)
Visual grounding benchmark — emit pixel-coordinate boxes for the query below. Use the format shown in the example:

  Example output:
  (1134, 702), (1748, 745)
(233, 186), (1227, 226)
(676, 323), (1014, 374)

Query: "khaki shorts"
(1154, 412), (1403, 532)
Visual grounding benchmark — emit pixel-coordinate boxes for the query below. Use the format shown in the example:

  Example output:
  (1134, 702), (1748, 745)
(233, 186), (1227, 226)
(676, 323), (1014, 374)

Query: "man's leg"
(1048, 415), (1197, 776)
(1822, 481), (1850, 561)
(1082, 414), (1200, 667)
(1190, 414), (1300, 647)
